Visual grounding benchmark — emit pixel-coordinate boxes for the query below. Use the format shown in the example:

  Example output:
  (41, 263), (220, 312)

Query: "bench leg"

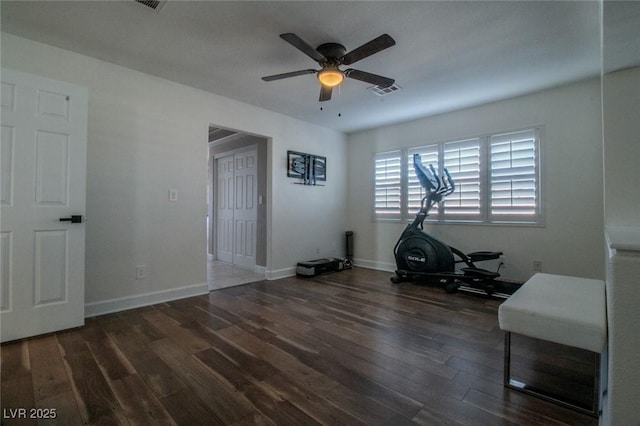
(503, 331), (511, 385)
(503, 331), (600, 418)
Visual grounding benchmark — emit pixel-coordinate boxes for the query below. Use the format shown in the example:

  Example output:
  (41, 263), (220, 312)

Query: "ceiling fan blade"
(341, 34), (396, 65)
(280, 33), (326, 63)
(345, 69), (395, 88)
(262, 69), (317, 81)
(319, 85), (333, 102)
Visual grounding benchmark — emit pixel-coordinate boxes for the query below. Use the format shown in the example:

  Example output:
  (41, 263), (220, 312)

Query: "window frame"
(373, 127), (544, 226)
(441, 137), (483, 221)
(373, 150), (403, 221)
(488, 128), (543, 224)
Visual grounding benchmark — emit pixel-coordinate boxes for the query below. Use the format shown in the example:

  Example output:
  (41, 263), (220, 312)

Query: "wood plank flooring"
(1, 268), (597, 425)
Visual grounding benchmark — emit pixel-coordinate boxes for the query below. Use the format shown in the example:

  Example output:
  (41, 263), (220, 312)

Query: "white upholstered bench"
(498, 273), (607, 416)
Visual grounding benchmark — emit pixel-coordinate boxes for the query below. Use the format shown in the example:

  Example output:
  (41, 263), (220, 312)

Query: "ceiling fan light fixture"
(317, 67), (344, 87)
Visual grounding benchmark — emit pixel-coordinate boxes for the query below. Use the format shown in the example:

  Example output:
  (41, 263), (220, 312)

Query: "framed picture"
(287, 150), (327, 185)
(287, 151), (307, 179)
(312, 155), (326, 181)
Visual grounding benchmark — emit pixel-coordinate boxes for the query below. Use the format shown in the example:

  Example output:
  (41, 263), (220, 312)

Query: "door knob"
(59, 215), (85, 223)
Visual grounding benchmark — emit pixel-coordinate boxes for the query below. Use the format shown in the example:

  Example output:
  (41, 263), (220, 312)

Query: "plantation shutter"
(407, 145), (439, 217)
(443, 138), (481, 218)
(374, 151), (402, 219)
(489, 129), (539, 220)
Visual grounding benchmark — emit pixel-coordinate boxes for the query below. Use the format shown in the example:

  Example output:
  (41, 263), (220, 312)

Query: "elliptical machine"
(390, 154), (509, 297)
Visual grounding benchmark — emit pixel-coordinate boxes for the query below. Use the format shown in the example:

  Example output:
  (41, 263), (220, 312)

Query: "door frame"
(207, 128), (271, 278)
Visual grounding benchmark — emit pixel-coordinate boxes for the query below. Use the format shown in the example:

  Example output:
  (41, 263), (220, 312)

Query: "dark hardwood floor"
(1, 268), (597, 425)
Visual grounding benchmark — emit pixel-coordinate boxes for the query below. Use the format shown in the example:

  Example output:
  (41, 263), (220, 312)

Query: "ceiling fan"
(261, 33), (396, 102)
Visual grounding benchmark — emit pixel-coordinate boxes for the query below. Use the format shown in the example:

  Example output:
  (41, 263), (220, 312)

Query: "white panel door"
(214, 148), (257, 270)
(1, 69), (88, 343)
(232, 149), (257, 269)
(216, 154), (234, 263)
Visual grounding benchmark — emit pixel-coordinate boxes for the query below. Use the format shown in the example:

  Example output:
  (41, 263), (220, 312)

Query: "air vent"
(134, 0), (167, 11)
(368, 84), (401, 97)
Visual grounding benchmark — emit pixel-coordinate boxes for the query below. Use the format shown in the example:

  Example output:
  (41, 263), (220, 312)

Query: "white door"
(1, 69), (88, 343)
(232, 149), (257, 269)
(216, 154), (234, 263)
(215, 148), (257, 269)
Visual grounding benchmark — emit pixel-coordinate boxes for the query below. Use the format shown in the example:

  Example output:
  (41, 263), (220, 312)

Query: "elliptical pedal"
(461, 267), (500, 279)
(467, 251), (503, 262)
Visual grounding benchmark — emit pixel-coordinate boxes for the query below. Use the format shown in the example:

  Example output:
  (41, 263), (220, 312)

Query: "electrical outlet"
(533, 260), (543, 272)
(136, 265), (147, 280)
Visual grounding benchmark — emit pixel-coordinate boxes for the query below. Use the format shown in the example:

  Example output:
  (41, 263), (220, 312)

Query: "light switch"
(169, 189), (178, 202)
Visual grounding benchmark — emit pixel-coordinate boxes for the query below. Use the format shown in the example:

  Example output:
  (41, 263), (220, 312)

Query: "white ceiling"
(0, 1), (620, 133)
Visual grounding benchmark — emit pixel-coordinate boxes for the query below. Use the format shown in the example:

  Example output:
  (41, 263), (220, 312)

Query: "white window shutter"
(489, 129), (539, 221)
(374, 151), (402, 219)
(443, 138), (482, 218)
(373, 128), (541, 225)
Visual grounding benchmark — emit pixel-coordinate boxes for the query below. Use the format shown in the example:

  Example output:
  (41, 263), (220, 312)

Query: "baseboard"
(254, 265), (267, 276)
(85, 282), (209, 318)
(353, 258), (396, 272)
(250, 260), (397, 281)
(266, 266), (296, 280)
(264, 261), (393, 281)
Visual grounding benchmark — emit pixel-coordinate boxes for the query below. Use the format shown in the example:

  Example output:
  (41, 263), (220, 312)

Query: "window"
(374, 151), (402, 220)
(443, 138), (481, 218)
(373, 128), (542, 224)
(489, 129), (538, 220)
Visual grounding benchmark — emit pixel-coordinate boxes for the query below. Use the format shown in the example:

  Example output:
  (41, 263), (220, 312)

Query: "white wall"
(347, 78), (605, 282)
(603, 67), (640, 226)
(602, 66), (640, 426)
(1, 33), (347, 311)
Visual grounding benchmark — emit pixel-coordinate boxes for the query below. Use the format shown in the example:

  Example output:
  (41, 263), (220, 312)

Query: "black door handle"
(59, 215), (85, 223)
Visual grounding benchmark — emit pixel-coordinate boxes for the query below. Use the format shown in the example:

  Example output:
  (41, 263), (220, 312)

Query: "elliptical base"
(391, 269), (522, 299)
(391, 270), (459, 292)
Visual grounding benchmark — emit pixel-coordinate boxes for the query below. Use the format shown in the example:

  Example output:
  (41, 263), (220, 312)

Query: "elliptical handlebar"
(413, 154), (455, 213)
(413, 154), (439, 192)
(441, 168), (455, 196)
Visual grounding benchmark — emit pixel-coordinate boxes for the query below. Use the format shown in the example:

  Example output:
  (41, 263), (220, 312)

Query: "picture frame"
(312, 155), (327, 182)
(287, 150), (326, 185)
(287, 150), (307, 179)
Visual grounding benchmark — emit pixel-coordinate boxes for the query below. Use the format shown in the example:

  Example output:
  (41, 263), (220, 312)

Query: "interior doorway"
(207, 126), (268, 290)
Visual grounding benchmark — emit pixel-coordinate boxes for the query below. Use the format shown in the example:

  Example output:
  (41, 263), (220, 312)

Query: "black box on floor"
(296, 258), (344, 277)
